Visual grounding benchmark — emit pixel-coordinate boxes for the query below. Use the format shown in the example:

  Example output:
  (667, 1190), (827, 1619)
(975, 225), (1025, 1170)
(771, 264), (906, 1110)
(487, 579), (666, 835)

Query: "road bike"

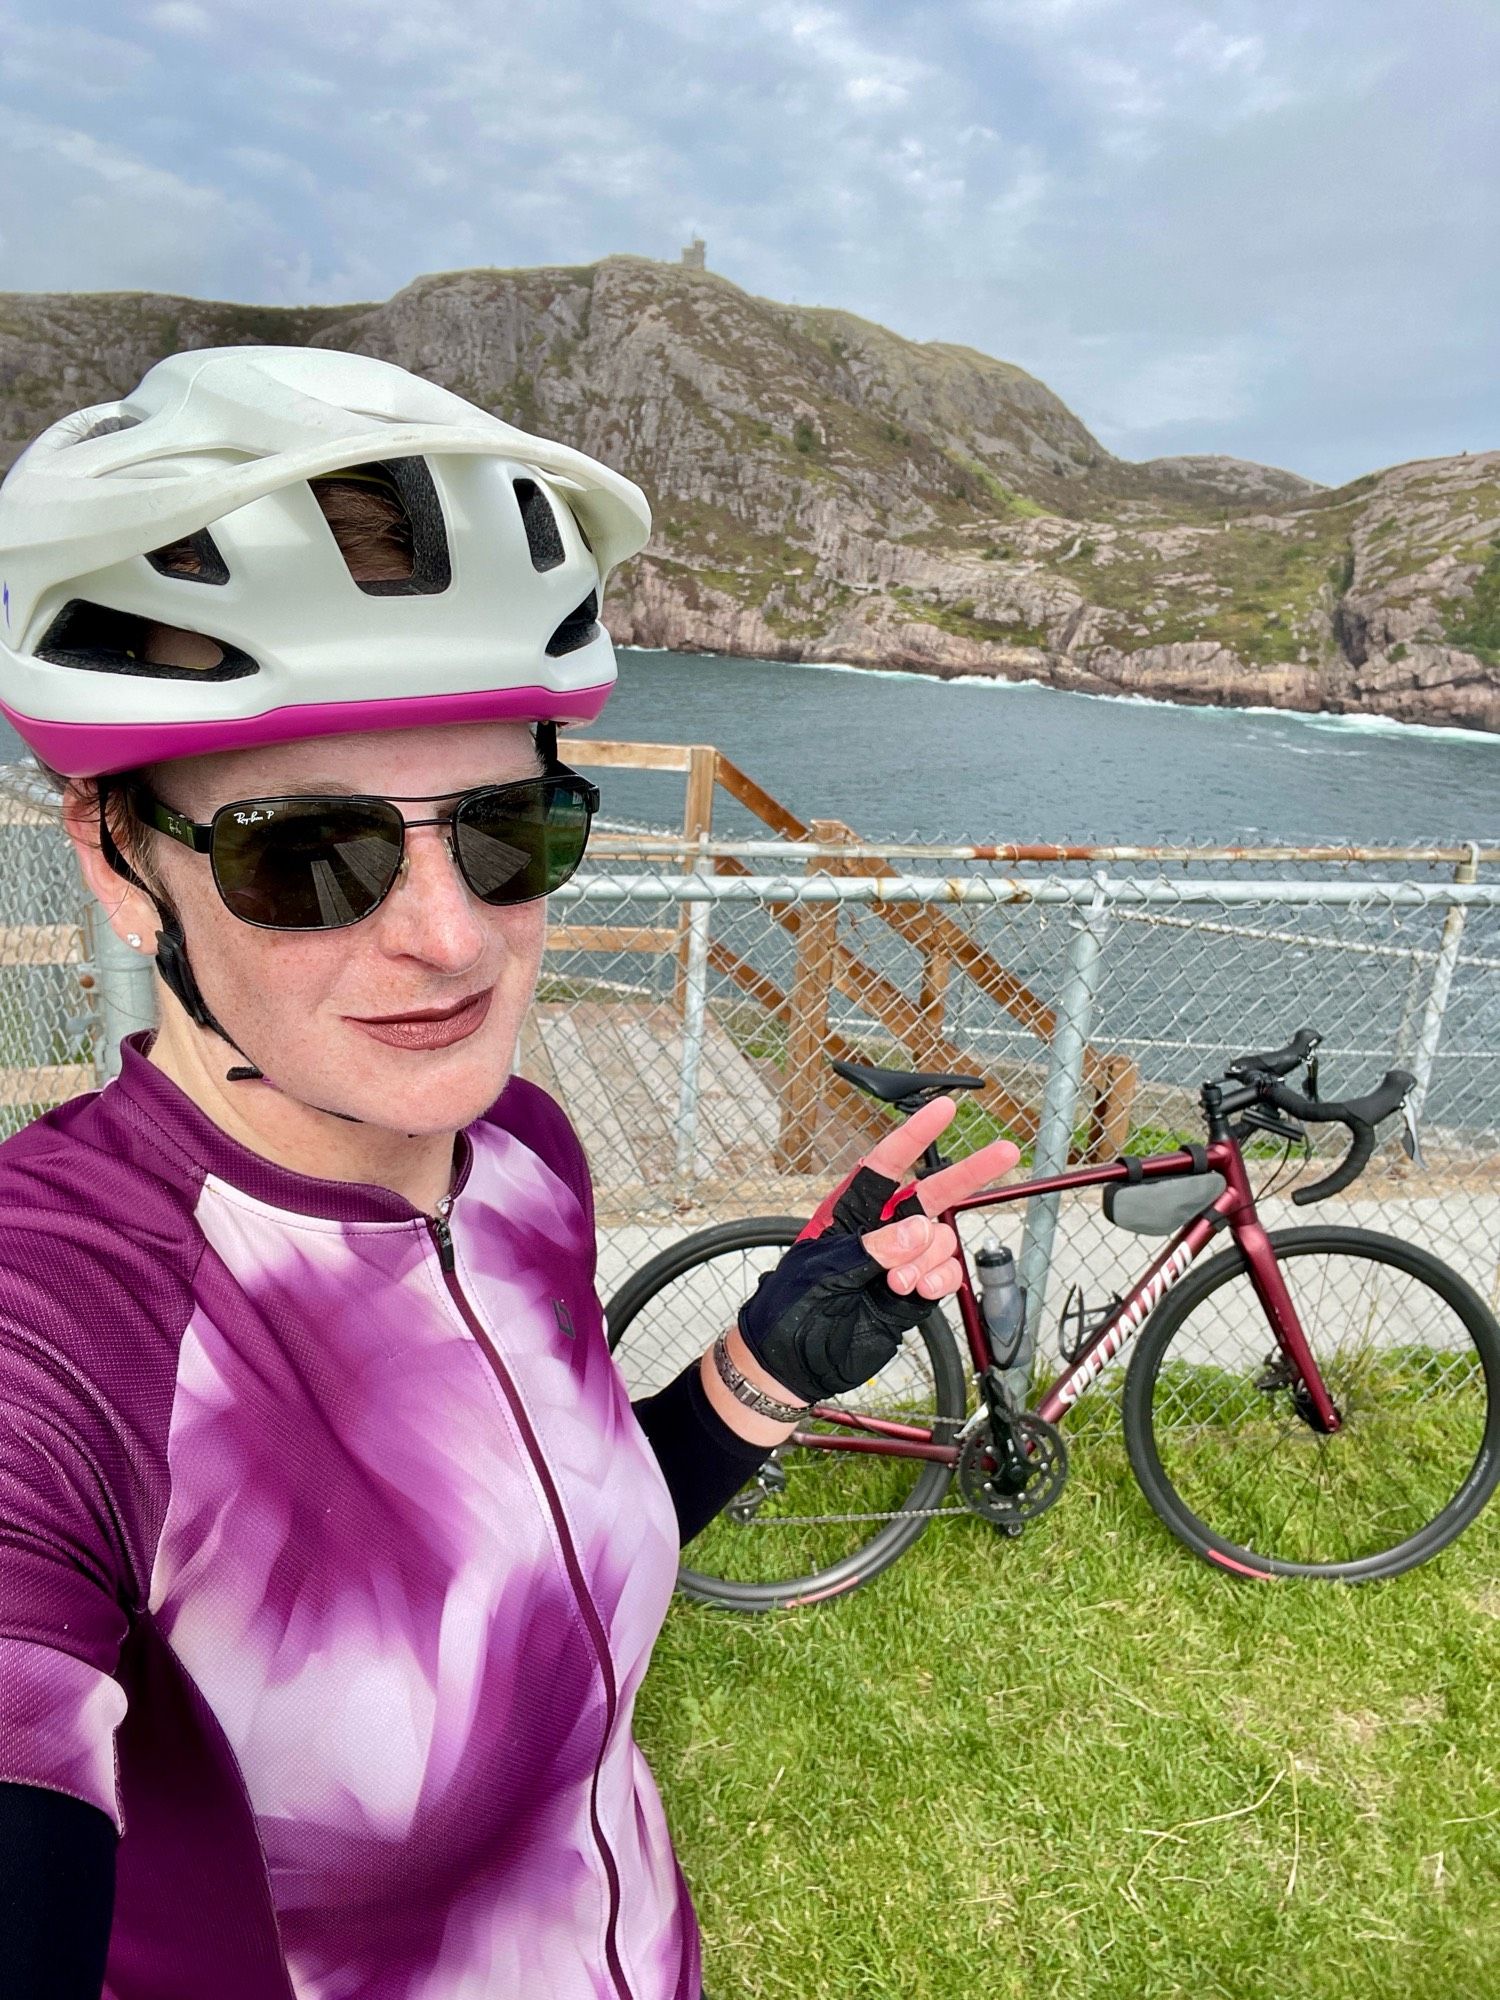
(606, 1029), (1500, 1611)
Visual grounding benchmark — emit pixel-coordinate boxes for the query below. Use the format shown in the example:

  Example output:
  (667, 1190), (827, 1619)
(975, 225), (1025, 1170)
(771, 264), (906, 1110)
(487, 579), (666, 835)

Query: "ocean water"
(2, 648), (1495, 845)
(588, 658), (1500, 1140)
(593, 651), (1499, 846)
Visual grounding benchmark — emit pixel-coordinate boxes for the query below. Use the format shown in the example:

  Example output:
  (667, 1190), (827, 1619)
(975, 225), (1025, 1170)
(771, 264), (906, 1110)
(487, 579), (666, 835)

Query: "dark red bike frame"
(790, 1131), (1341, 1464)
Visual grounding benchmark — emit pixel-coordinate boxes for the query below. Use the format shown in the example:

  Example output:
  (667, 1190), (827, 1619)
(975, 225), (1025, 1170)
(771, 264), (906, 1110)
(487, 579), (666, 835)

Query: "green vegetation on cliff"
(1444, 536), (1500, 666)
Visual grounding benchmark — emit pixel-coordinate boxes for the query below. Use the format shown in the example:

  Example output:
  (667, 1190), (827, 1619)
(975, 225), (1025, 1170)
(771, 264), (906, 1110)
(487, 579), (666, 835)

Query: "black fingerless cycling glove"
(736, 1165), (929, 1403)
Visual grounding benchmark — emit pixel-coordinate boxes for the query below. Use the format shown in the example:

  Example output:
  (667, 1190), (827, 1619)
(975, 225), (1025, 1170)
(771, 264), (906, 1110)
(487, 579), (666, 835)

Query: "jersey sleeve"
(0, 1316), (134, 1831)
(629, 1358), (774, 1545)
(0, 1779), (117, 1995)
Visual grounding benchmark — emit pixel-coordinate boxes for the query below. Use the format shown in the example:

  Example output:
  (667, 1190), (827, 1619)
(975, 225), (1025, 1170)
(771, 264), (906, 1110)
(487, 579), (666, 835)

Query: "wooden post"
(776, 820), (844, 1173)
(1082, 1052), (1140, 1162)
(917, 946), (951, 1033)
(672, 745), (717, 1014)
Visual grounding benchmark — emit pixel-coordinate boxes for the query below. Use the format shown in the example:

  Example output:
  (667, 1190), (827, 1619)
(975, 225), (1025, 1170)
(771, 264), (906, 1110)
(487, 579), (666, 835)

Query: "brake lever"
(1305, 1054), (1320, 1102)
(1400, 1094), (1426, 1169)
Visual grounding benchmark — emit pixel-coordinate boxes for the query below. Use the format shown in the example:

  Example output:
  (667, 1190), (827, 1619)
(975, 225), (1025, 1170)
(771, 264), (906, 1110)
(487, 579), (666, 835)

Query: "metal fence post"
(1409, 844), (1480, 1125)
(1017, 875), (1111, 1338)
(673, 834), (712, 1182)
(84, 906), (157, 1085)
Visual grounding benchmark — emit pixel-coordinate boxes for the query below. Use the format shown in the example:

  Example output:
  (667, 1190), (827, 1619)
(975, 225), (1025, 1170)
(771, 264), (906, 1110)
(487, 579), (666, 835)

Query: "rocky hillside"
(2, 257), (1496, 731)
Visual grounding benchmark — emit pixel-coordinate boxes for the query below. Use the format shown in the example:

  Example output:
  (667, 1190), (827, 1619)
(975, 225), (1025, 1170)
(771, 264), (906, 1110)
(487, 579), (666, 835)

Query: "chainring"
(957, 1412), (1068, 1530)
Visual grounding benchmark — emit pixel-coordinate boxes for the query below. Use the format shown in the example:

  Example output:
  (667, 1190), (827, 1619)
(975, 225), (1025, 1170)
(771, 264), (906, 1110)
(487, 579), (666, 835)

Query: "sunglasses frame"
(128, 762), (601, 932)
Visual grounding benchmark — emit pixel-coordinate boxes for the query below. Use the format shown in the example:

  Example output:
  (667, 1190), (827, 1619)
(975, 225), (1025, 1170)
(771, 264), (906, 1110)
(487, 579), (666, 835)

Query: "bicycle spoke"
(1137, 1237), (1496, 1576)
(610, 1222), (967, 1600)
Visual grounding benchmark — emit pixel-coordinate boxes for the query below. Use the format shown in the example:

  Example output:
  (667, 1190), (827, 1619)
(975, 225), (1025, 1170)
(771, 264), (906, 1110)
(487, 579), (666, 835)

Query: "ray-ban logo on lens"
(553, 1299), (576, 1340)
(234, 807), (276, 826)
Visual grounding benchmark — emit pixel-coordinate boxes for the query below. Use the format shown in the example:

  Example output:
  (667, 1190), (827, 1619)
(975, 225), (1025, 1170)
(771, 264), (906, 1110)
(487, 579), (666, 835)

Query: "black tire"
(1122, 1226), (1500, 1580)
(607, 1216), (968, 1612)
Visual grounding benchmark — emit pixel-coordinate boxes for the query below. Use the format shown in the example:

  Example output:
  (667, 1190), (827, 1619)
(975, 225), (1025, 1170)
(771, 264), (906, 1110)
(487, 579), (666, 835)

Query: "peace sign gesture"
(736, 1098), (1021, 1406)
(848, 1095), (1021, 1300)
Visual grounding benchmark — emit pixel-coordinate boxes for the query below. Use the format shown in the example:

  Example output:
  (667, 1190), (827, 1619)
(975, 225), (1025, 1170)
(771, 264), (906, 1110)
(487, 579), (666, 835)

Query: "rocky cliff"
(3, 257), (1496, 731)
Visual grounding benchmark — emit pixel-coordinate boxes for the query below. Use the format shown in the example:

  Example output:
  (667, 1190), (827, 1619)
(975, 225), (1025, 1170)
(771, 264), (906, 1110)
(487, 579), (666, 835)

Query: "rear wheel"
(607, 1216), (968, 1611)
(1123, 1227), (1500, 1580)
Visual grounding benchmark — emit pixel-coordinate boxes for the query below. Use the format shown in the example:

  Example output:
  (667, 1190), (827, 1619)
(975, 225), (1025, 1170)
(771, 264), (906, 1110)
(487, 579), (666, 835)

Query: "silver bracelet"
(712, 1330), (811, 1424)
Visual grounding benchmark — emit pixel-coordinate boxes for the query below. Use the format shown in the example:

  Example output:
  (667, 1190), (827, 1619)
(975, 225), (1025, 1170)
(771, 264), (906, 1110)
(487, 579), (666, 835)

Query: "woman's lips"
(349, 988), (493, 1050)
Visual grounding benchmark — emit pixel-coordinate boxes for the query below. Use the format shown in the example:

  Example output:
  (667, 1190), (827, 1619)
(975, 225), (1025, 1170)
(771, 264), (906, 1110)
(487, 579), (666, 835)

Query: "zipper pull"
(429, 1195), (455, 1273)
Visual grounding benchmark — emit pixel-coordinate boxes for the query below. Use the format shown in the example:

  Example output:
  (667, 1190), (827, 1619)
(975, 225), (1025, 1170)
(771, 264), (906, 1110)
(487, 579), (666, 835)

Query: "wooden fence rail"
(567, 740), (1139, 1172)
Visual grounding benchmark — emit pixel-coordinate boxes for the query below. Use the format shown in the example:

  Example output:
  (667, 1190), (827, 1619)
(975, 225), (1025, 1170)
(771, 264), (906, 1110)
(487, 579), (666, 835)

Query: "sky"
(0, 0), (1495, 487)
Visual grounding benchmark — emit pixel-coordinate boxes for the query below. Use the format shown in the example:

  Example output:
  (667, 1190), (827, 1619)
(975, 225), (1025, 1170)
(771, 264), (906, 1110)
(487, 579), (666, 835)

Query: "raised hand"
(737, 1098), (1020, 1404)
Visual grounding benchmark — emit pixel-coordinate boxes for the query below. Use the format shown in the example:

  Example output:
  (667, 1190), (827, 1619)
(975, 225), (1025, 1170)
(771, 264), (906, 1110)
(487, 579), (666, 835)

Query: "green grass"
(944, 450), (1050, 519)
(638, 1431), (1500, 2000)
(1068, 513), (1352, 668)
(1444, 534), (1500, 666)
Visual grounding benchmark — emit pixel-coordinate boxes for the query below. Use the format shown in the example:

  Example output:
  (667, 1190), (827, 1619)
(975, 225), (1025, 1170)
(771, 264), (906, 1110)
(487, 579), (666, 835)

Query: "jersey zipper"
(425, 1199), (634, 2000)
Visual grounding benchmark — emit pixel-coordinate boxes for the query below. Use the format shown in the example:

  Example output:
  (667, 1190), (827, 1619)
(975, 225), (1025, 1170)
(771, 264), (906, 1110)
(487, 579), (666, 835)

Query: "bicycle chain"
(724, 1408), (972, 1526)
(730, 1407), (1074, 1527)
(724, 1503), (969, 1526)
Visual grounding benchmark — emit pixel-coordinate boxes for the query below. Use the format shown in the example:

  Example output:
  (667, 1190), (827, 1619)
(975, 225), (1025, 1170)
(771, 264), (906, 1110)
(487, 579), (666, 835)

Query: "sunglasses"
(129, 765), (600, 932)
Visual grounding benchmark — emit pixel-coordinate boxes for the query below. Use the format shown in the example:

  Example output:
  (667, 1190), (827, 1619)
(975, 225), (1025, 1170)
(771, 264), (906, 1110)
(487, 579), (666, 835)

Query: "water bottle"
(976, 1238), (1031, 1409)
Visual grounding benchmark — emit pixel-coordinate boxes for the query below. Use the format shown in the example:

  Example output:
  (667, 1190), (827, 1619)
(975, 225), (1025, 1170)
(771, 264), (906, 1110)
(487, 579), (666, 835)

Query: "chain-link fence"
(0, 768), (98, 1125)
(3, 754), (1497, 1412)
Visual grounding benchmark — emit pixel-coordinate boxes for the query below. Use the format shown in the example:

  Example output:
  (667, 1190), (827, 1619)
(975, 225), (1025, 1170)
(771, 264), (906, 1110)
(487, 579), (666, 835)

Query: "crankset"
(957, 1411), (1068, 1536)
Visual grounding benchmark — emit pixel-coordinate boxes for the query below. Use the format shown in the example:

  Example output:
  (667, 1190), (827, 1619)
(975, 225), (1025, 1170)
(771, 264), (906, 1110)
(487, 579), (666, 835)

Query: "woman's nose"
(379, 826), (486, 968)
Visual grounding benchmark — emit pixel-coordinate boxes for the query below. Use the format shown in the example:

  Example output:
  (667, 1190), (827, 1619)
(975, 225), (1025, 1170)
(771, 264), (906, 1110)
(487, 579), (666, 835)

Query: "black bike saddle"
(830, 1057), (986, 1104)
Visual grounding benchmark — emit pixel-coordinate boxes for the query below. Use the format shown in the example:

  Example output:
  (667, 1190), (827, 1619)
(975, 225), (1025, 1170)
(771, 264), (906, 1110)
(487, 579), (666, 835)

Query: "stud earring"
(126, 933), (143, 950)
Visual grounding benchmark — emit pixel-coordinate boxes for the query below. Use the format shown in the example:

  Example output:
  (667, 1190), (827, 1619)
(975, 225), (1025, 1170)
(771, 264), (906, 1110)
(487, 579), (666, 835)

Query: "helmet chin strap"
(97, 789), (368, 1126)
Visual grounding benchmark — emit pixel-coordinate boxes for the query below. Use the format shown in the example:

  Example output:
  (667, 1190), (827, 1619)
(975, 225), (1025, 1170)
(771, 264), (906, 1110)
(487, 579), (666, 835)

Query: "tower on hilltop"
(680, 237), (706, 271)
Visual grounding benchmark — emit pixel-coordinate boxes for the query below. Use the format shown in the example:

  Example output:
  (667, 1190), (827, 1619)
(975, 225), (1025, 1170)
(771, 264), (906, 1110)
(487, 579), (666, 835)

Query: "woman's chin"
(334, 1025), (517, 1130)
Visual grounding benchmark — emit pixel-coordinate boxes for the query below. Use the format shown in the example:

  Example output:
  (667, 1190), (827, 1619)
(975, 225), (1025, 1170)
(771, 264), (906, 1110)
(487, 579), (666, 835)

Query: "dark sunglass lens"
(454, 780), (592, 905)
(211, 800), (405, 929)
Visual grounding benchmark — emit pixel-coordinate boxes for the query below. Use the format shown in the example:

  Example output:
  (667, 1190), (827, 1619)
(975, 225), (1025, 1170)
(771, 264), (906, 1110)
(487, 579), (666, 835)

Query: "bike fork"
(1228, 1207), (1342, 1433)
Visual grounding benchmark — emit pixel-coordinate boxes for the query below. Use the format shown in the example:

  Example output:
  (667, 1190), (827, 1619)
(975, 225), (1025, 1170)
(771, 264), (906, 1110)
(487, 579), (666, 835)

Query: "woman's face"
(139, 720), (551, 1136)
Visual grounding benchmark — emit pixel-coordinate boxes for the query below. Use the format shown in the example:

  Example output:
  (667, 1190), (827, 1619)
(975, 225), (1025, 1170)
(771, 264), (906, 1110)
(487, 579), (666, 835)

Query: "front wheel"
(606, 1216), (968, 1612)
(1123, 1226), (1500, 1580)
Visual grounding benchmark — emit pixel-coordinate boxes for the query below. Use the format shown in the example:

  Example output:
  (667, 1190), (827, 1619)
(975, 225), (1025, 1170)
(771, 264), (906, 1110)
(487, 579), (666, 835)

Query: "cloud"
(0, 16), (155, 96)
(146, 1), (212, 35)
(974, 0), (1305, 157)
(844, 74), (909, 106)
(0, 106), (282, 296)
(1097, 339), (1266, 434)
(223, 145), (320, 194)
(773, 3), (928, 108)
(6, 112), (232, 217)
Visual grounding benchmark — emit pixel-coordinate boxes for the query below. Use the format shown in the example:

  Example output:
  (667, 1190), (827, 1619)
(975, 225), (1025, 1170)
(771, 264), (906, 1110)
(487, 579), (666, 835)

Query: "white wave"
(618, 646), (1500, 746)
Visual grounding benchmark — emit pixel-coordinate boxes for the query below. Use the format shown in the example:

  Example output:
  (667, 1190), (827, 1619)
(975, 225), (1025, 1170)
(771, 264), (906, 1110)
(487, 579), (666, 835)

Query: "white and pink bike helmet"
(0, 343), (652, 778)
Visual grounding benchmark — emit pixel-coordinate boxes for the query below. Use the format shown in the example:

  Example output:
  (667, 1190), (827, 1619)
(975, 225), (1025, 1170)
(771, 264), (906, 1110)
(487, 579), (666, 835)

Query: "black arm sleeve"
(632, 1359), (775, 1546)
(0, 1781), (116, 1999)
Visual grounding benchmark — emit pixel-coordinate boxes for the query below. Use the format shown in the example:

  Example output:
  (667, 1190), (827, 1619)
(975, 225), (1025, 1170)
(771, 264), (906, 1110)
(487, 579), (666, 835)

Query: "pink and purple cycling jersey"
(0, 1030), (699, 2000)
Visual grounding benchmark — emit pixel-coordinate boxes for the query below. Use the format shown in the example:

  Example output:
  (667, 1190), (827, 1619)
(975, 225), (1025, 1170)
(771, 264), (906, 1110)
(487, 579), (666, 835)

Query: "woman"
(0, 347), (1017, 2000)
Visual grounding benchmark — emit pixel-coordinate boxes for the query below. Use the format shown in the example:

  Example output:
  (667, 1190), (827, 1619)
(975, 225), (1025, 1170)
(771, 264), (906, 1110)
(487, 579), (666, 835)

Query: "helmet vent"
(36, 601), (258, 683)
(310, 457), (451, 597)
(514, 478), (566, 572)
(73, 415), (140, 444)
(146, 528), (230, 585)
(546, 591), (599, 658)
